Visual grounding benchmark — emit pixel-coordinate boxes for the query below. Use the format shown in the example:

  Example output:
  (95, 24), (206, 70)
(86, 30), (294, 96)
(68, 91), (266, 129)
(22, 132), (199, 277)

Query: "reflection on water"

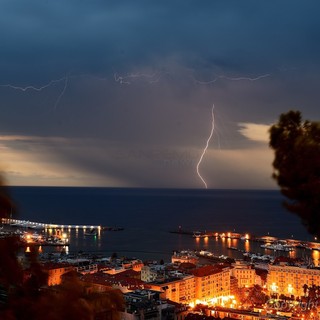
(312, 250), (319, 267)
(189, 236), (317, 264)
(244, 240), (250, 253)
(37, 228), (318, 265)
(288, 249), (297, 259)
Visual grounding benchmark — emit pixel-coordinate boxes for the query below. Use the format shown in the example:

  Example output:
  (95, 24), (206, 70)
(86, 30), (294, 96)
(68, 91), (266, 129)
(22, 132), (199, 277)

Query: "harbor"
(1, 217), (319, 268)
(170, 227), (320, 251)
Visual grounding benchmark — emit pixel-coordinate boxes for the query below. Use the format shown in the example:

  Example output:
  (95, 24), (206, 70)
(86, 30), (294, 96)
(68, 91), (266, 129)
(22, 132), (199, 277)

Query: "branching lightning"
(196, 104), (215, 189)
(114, 72), (163, 85)
(0, 76), (66, 92)
(0, 75), (69, 109)
(193, 73), (271, 85)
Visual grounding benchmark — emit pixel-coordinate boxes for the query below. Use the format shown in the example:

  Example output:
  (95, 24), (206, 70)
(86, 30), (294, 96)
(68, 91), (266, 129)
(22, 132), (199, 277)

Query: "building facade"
(231, 261), (256, 288)
(191, 265), (231, 304)
(267, 263), (320, 297)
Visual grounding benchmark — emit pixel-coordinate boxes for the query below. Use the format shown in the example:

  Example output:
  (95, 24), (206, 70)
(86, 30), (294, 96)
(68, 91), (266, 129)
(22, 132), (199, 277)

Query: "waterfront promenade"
(1, 218), (101, 231)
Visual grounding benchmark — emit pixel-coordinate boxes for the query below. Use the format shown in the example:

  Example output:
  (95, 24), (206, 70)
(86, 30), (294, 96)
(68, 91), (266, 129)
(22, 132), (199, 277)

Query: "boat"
(84, 229), (97, 236)
(192, 231), (208, 238)
(261, 242), (294, 252)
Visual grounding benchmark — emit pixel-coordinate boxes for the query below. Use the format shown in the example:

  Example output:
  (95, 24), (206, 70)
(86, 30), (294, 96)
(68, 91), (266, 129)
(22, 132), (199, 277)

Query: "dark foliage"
(0, 175), (124, 319)
(269, 110), (320, 237)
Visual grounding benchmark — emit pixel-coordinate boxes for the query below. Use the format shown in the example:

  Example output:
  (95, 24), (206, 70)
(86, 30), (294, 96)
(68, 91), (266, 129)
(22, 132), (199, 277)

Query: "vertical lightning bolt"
(53, 74), (68, 109)
(196, 104), (215, 189)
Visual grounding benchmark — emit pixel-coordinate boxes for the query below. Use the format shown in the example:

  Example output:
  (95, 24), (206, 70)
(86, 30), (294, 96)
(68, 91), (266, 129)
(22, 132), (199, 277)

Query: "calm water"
(7, 187), (315, 262)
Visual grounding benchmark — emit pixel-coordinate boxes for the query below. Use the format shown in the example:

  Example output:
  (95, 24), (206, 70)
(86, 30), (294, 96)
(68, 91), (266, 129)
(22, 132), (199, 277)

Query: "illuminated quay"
(1, 218), (101, 231)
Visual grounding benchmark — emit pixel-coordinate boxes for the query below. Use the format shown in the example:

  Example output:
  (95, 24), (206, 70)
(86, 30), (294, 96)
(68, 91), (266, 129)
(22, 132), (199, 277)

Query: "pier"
(1, 218), (101, 231)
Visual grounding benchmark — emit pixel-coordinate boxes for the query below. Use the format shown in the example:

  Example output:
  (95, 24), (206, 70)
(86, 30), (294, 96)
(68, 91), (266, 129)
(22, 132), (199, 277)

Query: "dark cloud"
(1, 1), (320, 78)
(0, 1), (319, 187)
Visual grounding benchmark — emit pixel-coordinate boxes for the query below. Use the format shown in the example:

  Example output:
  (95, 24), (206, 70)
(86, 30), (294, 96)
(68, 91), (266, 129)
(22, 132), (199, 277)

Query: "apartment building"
(267, 262), (320, 297)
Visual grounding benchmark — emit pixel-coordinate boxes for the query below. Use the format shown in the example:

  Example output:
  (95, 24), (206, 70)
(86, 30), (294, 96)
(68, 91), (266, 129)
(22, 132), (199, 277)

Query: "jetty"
(1, 218), (101, 231)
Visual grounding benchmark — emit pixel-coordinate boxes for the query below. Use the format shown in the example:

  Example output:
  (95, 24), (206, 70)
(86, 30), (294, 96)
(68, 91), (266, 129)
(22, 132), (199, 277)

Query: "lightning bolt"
(114, 72), (163, 85)
(193, 73), (271, 85)
(0, 76), (66, 92)
(114, 73), (131, 85)
(0, 75), (69, 109)
(53, 74), (68, 109)
(196, 104), (215, 189)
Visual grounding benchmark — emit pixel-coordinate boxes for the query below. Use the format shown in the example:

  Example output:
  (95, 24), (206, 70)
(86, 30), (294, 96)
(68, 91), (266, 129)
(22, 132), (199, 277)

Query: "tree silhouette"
(0, 174), (124, 319)
(269, 110), (320, 237)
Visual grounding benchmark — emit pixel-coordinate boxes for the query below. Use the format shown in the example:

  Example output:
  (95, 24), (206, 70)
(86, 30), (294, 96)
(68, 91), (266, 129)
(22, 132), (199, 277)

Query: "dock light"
(227, 232), (231, 238)
(62, 233), (67, 242)
(64, 245), (69, 254)
(26, 234), (32, 243)
(245, 233), (249, 240)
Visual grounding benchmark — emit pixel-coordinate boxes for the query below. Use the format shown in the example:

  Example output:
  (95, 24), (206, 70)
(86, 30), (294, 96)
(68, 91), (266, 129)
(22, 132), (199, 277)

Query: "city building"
(42, 262), (74, 286)
(141, 265), (161, 283)
(231, 260), (256, 288)
(153, 274), (196, 305)
(172, 251), (199, 265)
(267, 262), (320, 297)
(190, 265), (231, 304)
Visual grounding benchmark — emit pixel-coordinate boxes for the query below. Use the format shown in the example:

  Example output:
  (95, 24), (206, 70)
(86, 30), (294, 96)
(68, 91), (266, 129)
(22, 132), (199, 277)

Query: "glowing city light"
(271, 282), (278, 292)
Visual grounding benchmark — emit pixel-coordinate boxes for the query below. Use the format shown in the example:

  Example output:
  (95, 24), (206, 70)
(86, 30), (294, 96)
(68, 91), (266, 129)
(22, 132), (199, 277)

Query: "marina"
(2, 217), (320, 267)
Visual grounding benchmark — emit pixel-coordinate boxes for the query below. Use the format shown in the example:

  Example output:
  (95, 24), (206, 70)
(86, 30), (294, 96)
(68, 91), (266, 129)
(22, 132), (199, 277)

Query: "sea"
(7, 187), (318, 263)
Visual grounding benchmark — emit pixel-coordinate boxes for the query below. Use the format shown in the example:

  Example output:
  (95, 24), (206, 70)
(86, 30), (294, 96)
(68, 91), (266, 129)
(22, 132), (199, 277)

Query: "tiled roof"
(190, 265), (227, 277)
(80, 272), (150, 290)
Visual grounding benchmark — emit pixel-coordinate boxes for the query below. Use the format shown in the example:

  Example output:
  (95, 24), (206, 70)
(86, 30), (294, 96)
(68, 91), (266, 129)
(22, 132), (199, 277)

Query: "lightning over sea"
(196, 104), (215, 189)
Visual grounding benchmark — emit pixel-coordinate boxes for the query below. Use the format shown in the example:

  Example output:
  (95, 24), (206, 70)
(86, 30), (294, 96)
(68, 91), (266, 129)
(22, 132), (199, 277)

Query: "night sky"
(0, 1), (319, 188)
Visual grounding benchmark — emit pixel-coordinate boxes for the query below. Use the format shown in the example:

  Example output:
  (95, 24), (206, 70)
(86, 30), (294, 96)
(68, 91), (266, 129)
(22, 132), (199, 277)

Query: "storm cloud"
(0, 1), (319, 188)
